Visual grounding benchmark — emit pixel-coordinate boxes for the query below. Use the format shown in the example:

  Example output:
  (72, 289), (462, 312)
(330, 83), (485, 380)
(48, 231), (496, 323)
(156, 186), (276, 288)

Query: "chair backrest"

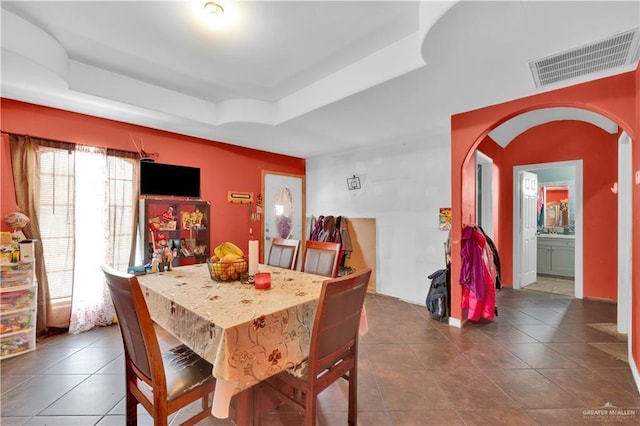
(301, 240), (341, 278)
(266, 238), (300, 270)
(101, 265), (164, 390)
(309, 268), (371, 374)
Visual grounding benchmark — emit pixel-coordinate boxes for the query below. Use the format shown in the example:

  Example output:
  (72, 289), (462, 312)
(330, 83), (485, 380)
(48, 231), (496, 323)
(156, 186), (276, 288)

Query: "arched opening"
(455, 105), (633, 339)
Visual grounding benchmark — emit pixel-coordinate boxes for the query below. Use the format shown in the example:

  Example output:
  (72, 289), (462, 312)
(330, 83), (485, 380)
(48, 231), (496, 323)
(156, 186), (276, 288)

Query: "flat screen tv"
(140, 161), (201, 198)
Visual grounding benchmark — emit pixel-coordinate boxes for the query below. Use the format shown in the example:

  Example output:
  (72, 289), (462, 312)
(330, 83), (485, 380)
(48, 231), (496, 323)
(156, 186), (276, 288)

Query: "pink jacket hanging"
(460, 226), (496, 321)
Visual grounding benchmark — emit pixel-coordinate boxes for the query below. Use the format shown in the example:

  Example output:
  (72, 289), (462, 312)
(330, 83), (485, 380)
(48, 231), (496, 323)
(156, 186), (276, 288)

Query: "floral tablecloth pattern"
(137, 263), (326, 393)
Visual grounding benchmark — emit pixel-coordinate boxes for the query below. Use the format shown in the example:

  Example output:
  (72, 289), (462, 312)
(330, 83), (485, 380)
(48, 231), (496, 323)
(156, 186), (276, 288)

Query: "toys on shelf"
(180, 209), (205, 230)
(0, 232), (34, 265)
(140, 198), (210, 269)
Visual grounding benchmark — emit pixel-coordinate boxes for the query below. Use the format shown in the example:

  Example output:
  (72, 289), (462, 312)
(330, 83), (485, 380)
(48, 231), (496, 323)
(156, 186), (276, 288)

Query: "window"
(107, 156), (136, 271)
(39, 146), (75, 302)
(38, 143), (137, 332)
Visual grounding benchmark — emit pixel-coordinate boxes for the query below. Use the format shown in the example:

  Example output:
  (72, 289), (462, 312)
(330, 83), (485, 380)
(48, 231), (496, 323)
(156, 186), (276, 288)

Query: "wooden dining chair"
(301, 240), (341, 278)
(266, 238), (300, 270)
(101, 265), (215, 426)
(255, 268), (372, 426)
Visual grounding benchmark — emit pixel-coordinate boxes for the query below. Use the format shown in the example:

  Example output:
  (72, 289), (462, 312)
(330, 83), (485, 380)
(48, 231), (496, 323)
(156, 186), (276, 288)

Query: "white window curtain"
(37, 143), (137, 334)
(69, 145), (116, 333)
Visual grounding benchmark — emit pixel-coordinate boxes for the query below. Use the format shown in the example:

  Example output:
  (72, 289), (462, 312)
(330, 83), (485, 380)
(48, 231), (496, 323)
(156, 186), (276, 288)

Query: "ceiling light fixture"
(193, 0), (236, 32)
(204, 1), (224, 16)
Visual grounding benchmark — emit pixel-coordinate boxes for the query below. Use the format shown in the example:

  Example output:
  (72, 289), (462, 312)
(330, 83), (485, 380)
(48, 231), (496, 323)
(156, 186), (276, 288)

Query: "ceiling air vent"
(529, 28), (640, 88)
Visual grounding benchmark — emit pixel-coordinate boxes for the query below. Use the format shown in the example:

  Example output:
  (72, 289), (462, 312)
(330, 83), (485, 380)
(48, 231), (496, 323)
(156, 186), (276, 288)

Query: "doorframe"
(475, 151), (494, 239)
(618, 131), (632, 334)
(512, 160), (583, 299)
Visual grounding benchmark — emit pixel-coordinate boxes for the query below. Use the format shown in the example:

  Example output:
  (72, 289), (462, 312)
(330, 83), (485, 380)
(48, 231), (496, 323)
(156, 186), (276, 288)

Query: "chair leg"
(125, 389), (138, 426)
(348, 368), (357, 426)
(305, 393), (317, 426)
(201, 391), (209, 411)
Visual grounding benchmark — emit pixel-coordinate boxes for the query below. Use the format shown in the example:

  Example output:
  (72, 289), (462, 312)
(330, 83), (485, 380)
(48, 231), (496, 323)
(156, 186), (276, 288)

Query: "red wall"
(0, 134), (15, 217)
(0, 99), (305, 257)
(546, 189), (568, 203)
(480, 121), (619, 300)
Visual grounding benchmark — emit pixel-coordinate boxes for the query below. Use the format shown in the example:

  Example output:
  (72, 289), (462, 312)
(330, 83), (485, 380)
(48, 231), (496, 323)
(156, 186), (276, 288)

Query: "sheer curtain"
(69, 145), (139, 333)
(69, 146), (116, 333)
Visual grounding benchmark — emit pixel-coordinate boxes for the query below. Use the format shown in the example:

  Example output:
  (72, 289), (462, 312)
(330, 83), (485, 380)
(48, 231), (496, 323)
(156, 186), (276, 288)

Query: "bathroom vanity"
(537, 234), (575, 277)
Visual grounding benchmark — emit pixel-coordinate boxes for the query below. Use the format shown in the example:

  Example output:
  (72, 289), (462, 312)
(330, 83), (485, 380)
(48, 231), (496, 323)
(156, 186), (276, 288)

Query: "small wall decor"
(346, 175), (361, 190)
(439, 208), (452, 230)
(228, 191), (253, 204)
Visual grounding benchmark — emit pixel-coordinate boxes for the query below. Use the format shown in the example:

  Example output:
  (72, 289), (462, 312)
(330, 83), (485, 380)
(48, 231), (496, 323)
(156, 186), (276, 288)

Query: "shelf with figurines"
(140, 198), (210, 269)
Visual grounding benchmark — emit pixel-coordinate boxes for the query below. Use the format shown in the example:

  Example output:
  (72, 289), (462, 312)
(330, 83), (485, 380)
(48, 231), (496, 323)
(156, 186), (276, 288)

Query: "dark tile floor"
(1, 288), (639, 425)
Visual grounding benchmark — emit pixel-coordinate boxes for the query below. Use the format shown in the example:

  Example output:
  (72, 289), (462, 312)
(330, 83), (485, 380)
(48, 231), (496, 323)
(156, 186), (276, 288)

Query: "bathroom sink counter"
(537, 235), (575, 277)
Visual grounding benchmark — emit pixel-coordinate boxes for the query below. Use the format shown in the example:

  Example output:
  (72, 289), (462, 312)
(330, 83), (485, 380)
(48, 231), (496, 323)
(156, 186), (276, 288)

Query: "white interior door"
(263, 173), (304, 265)
(520, 170), (538, 286)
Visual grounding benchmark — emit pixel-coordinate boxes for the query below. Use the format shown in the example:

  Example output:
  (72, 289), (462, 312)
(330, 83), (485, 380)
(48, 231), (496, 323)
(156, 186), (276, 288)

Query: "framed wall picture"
(439, 208), (452, 230)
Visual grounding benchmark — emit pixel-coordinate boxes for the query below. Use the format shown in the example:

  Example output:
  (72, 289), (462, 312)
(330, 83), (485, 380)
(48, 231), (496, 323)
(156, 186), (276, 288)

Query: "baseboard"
(448, 317), (462, 328)
(399, 297), (422, 306)
(583, 296), (617, 304)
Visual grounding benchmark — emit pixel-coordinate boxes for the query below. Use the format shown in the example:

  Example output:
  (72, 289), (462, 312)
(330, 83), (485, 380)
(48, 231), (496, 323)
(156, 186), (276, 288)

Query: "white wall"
(306, 132), (451, 305)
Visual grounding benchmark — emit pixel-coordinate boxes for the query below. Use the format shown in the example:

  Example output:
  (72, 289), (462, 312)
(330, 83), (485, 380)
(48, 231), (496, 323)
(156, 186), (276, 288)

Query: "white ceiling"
(2, 1), (639, 159)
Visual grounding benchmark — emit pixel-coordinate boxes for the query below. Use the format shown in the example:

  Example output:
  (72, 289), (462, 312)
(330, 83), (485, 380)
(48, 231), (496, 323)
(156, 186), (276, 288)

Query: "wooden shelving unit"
(139, 197), (211, 267)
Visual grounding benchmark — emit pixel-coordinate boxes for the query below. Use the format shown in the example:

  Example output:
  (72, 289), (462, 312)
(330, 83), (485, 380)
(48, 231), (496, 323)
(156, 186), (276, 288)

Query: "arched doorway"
(463, 108), (632, 337)
(450, 68), (638, 398)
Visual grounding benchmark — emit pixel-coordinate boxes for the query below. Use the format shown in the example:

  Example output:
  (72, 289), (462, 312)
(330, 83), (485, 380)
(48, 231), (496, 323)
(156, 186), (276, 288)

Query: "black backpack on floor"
(426, 267), (449, 322)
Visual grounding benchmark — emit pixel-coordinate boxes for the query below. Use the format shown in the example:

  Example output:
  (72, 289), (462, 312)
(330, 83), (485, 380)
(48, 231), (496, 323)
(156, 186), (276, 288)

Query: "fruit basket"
(206, 258), (248, 282)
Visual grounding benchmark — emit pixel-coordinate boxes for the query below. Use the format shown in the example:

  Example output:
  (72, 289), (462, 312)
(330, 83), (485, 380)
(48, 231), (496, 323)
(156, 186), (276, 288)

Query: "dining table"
(137, 262), (368, 425)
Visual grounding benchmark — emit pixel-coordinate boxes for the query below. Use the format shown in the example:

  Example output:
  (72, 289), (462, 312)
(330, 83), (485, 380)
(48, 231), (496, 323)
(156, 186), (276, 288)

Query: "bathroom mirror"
(539, 184), (572, 232)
